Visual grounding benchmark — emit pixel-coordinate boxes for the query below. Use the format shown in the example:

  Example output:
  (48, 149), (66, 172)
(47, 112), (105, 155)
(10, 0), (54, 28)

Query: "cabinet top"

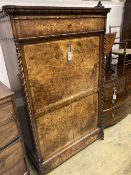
(0, 5), (110, 18)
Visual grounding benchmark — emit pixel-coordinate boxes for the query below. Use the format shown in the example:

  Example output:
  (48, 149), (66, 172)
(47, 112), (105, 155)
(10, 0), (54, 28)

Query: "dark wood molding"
(15, 30), (104, 45)
(0, 5), (110, 18)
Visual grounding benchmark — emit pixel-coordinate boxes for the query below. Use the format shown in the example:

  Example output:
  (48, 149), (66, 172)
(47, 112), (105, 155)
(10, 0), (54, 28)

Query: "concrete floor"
(29, 114), (131, 175)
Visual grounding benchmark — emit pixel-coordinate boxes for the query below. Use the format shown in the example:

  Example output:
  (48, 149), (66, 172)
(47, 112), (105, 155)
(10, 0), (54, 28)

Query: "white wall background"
(0, 0), (125, 88)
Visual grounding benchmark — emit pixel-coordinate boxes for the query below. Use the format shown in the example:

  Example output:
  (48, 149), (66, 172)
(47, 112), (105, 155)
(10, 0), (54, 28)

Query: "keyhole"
(67, 44), (72, 64)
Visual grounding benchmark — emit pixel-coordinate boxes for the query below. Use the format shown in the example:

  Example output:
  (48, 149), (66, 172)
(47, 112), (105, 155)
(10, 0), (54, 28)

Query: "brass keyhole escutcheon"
(67, 44), (72, 64)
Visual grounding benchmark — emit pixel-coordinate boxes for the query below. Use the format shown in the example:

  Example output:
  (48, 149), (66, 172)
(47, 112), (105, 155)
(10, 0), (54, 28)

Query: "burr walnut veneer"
(0, 5), (110, 174)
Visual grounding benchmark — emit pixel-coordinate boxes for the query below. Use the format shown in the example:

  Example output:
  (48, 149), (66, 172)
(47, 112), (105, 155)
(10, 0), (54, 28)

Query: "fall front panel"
(22, 36), (100, 114)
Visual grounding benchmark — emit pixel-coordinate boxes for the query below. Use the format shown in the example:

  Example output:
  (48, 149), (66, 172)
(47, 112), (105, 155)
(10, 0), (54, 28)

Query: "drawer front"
(104, 78), (126, 98)
(0, 140), (27, 175)
(36, 94), (98, 161)
(14, 16), (104, 38)
(22, 36), (100, 114)
(103, 102), (130, 127)
(0, 100), (14, 124)
(0, 119), (19, 148)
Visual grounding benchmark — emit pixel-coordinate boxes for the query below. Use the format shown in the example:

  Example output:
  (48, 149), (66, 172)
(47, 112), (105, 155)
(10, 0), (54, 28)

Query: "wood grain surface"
(104, 78), (126, 99)
(18, 35), (101, 168)
(14, 17), (104, 38)
(0, 120), (19, 148)
(23, 36), (99, 115)
(0, 141), (27, 175)
(103, 101), (131, 127)
(0, 100), (14, 124)
(0, 82), (14, 100)
(36, 94), (98, 161)
(0, 81), (29, 175)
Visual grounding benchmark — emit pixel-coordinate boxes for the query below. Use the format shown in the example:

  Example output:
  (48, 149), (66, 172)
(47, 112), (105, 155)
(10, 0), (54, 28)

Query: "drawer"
(0, 119), (19, 149)
(104, 78), (126, 98)
(0, 99), (15, 124)
(14, 16), (104, 38)
(104, 93), (125, 110)
(0, 139), (27, 175)
(103, 102), (130, 127)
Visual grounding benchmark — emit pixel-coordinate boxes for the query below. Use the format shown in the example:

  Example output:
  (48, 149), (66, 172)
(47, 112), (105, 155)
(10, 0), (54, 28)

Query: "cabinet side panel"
(0, 17), (38, 164)
(0, 16), (20, 91)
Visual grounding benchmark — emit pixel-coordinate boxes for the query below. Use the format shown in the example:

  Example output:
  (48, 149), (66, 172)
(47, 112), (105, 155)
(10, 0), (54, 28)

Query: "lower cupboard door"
(0, 140), (27, 175)
(36, 94), (98, 160)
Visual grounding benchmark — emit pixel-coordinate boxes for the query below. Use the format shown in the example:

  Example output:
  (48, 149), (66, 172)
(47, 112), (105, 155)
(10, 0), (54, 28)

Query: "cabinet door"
(21, 36), (100, 160)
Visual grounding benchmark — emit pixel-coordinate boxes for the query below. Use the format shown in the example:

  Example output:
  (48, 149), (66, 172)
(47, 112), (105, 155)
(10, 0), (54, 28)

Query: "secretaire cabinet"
(0, 5), (110, 174)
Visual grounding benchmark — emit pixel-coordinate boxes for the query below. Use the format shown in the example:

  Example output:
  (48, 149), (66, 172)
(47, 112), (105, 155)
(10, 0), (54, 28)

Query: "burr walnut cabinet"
(0, 5), (110, 174)
(0, 82), (29, 175)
